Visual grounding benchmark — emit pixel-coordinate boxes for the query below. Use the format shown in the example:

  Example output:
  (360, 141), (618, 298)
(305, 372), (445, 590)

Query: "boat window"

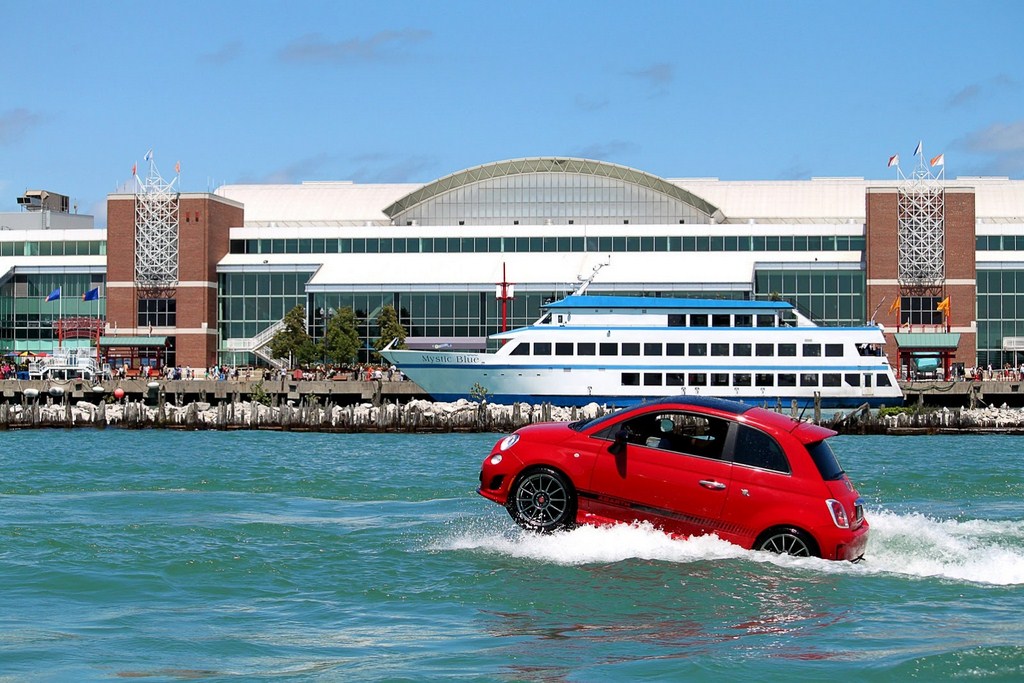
(756, 314), (776, 327)
(668, 314), (686, 327)
(823, 373), (841, 387)
(577, 342), (596, 356)
(622, 343), (640, 356)
(734, 343), (752, 356)
(555, 342), (573, 356)
(621, 372), (640, 386)
(600, 342), (617, 356)
(734, 314), (753, 327)
(643, 373), (663, 386)
(666, 343), (685, 356)
(825, 344), (844, 357)
(688, 372), (707, 386)
(690, 314), (708, 327)
(803, 343), (822, 357)
(666, 373), (685, 386)
(734, 373), (751, 386)
(533, 342), (552, 355)
(712, 314), (731, 327)
(732, 424), (790, 473)
(778, 343), (797, 357)
(800, 373), (819, 386)
(876, 373), (892, 387)
(711, 343), (730, 356)
(689, 343), (707, 356)
(755, 343), (774, 357)
(510, 343), (530, 356)
(756, 373), (774, 386)
(844, 373), (861, 387)
(857, 343), (883, 356)
(537, 313), (552, 325)
(644, 343), (663, 356)
(711, 373), (729, 386)
(778, 374), (797, 387)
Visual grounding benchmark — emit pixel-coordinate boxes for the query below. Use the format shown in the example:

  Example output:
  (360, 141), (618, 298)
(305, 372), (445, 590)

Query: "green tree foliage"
(373, 304), (408, 359)
(322, 306), (362, 366)
(268, 305), (317, 367)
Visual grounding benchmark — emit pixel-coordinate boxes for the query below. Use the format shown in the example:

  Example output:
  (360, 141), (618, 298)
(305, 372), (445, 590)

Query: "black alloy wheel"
(507, 467), (576, 533)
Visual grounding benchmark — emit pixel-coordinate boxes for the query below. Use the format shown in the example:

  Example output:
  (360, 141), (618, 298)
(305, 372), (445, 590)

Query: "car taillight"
(826, 499), (850, 529)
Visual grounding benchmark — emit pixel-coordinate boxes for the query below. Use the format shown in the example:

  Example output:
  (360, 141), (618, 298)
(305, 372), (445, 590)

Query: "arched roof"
(383, 157), (724, 222)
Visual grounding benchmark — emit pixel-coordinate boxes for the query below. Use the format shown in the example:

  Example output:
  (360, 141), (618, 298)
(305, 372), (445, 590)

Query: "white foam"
(438, 510), (1024, 586)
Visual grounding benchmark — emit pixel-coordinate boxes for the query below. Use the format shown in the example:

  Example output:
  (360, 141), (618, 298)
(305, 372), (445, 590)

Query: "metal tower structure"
(134, 151), (180, 288)
(895, 144), (945, 287)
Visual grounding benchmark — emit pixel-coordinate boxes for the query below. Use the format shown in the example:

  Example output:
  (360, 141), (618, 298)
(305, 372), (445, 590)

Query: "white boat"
(381, 291), (903, 410)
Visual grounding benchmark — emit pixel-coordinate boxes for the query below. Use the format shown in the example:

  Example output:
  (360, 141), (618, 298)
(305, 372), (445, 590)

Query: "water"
(1, 429), (1022, 681)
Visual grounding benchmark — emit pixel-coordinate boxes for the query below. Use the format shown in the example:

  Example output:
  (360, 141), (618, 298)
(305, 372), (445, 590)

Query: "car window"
(603, 411), (729, 460)
(732, 424), (790, 473)
(806, 439), (845, 480)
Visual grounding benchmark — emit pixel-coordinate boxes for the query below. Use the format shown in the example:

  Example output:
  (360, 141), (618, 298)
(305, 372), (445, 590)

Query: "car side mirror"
(608, 428), (628, 456)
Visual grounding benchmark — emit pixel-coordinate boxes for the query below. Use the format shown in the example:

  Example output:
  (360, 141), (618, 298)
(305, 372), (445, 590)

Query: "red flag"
(132, 162), (137, 176)
(175, 161), (181, 174)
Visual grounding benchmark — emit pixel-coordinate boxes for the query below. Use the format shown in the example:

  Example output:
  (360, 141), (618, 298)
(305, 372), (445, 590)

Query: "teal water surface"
(1, 429), (1022, 681)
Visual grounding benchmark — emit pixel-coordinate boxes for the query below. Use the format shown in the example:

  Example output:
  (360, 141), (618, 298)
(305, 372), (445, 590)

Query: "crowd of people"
(138, 363), (406, 383)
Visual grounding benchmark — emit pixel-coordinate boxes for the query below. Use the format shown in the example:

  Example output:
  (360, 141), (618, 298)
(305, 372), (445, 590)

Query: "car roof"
(640, 395), (756, 415)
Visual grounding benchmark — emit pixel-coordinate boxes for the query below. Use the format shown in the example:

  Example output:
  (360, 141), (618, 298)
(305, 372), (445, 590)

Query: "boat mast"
(573, 256), (611, 296)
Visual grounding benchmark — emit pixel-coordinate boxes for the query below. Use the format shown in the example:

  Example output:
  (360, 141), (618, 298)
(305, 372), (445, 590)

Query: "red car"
(478, 396), (868, 561)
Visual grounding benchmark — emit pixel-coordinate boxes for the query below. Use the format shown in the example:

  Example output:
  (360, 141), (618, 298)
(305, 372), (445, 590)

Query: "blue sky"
(2, 1), (1022, 224)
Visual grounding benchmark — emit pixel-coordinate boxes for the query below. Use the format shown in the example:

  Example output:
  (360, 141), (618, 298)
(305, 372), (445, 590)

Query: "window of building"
(137, 298), (176, 328)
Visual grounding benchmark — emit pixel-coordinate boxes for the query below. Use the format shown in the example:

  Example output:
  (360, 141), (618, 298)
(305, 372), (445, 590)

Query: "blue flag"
(45, 287), (61, 302)
(82, 287), (99, 301)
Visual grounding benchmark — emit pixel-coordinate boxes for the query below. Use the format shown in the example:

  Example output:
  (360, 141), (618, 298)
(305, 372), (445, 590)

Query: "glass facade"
(230, 234), (866, 256)
(0, 273), (106, 352)
(217, 270), (313, 365)
(391, 172), (709, 226)
(977, 269), (1024, 369)
(754, 270), (866, 326)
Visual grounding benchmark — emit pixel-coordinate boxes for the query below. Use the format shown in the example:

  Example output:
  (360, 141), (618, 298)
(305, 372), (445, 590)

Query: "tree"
(373, 304), (408, 359)
(322, 307), (361, 366)
(268, 305), (317, 368)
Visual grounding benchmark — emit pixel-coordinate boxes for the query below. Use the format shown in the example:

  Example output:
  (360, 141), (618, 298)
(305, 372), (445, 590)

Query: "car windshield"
(807, 440), (845, 480)
(568, 406), (639, 433)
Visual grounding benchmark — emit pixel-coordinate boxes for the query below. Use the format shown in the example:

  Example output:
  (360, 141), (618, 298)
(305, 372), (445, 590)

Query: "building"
(3, 157), (1024, 379)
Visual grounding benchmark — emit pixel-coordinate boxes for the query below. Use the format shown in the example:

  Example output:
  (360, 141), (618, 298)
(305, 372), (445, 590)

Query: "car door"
(585, 410), (734, 537)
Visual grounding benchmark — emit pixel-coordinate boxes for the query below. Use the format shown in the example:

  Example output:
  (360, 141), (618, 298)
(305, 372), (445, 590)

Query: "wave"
(438, 510), (1024, 586)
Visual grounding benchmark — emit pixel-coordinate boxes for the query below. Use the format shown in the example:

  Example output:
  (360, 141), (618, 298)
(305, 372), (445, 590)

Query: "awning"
(99, 336), (168, 347)
(893, 333), (960, 350)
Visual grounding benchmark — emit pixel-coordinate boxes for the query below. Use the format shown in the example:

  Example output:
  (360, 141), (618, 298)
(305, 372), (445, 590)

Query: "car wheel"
(756, 527), (818, 558)
(507, 467), (576, 533)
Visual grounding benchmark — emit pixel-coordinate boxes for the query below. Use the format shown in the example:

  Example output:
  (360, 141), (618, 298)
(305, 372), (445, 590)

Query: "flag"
(144, 149), (153, 162)
(888, 297), (901, 314)
(914, 141), (922, 156)
(82, 287), (99, 301)
(132, 162), (137, 176)
(887, 154), (900, 168)
(930, 153), (945, 167)
(45, 287), (61, 302)
(175, 160), (181, 174)
(936, 296), (951, 315)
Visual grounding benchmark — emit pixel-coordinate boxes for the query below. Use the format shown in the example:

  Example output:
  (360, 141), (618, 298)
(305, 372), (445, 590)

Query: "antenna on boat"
(573, 255), (611, 296)
(869, 296), (886, 325)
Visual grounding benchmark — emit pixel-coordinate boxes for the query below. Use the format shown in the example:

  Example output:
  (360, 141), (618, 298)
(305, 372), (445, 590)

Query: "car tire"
(755, 527), (819, 558)
(507, 467), (576, 533)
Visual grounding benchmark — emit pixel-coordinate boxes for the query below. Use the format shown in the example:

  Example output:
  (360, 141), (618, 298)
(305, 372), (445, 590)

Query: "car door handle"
(698, 480), (727, 490)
